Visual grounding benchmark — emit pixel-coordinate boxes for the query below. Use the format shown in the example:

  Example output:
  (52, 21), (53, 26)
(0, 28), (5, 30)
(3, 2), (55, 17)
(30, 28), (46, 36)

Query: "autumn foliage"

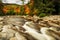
(1, 0), (60, 16)
(2, 0), (34, 15)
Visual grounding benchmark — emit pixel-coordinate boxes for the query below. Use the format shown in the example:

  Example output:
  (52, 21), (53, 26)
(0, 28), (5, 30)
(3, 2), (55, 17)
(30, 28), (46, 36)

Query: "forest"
(0, 0), (60, 16)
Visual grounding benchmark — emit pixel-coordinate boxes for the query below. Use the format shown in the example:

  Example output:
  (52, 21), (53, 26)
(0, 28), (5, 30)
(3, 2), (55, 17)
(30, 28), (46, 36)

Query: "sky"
(2, 0), (30, 5)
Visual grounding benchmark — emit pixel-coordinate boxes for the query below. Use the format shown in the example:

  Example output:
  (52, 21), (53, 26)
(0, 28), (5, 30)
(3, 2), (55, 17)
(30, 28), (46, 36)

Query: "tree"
(0, 0), (4, 15)
(34, 0), (55, 16)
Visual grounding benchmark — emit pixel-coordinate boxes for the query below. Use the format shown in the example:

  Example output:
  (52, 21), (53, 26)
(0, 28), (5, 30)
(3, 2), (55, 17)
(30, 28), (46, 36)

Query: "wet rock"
(22, 22), (46, 40)
(24, 21), (40, 31)
(2, 25), (16, 39)
(15, 32), (27, 40)
(0, 15), (60, 40)
(0, 22), (4, 25)
(41, 27), (56, 40)
(5, 17), (26, 26)
(47, 21), (60, 28)
(10, 37), (17, 40)
(0, 17), (4, 21)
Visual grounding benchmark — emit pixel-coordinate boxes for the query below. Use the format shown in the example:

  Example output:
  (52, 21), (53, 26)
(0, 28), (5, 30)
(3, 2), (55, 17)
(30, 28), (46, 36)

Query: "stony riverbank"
(0, 15), (60, 40)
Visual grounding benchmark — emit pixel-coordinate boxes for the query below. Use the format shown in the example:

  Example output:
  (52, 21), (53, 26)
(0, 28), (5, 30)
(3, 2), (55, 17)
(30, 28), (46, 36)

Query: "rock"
(47, 21), (60, 28)
(0, 15), (60, 40)
(41, 27), (56, 40)
(5, 17), (26, 26)
(32, 15), (40, 22)
(2, 25), (16, 39)
(0, 22), (4, 25)
(15, 32), (27, 40)
(0, 17), (4, 21)
(24, 21), (40, 31)
(22, 22), (46, 40)
(10, 37), (17, 40)
(0, 25), (3, 29)
(0, 32), (7, 38)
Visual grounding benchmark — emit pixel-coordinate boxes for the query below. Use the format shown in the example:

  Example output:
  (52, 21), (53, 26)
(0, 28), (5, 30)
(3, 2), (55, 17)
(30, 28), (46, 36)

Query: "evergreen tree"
(34, 0), (55, 16)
